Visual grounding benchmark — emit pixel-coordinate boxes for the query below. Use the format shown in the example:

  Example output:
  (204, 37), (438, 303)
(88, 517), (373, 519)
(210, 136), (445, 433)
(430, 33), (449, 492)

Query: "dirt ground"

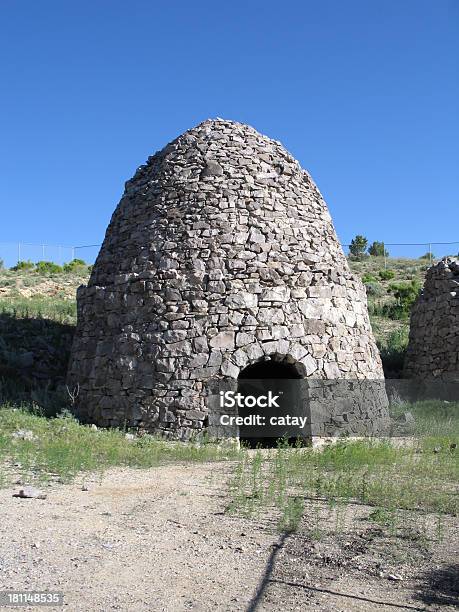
(0, 462), (457, 611)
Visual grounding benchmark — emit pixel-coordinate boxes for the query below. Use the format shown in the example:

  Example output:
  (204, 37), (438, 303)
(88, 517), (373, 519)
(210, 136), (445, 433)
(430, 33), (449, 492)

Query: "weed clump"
(379, 269), (395, 280)
(229, 405), (458, 535)
(362, 273), (377, 283)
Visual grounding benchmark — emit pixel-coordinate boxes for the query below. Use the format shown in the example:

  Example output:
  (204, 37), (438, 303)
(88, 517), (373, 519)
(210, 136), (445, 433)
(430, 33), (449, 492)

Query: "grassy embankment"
(349, 256), (432, 375)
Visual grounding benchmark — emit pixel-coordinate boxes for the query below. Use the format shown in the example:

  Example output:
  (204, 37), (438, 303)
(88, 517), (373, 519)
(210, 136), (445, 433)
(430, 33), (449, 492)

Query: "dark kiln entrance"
(237, 359), (304, 447)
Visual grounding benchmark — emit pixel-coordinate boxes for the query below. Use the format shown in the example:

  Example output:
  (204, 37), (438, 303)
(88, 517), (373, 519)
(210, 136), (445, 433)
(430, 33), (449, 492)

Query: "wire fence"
(0, 242), (101, 269)
(0, 240), (458, 270)
(342, 241), (459, 269)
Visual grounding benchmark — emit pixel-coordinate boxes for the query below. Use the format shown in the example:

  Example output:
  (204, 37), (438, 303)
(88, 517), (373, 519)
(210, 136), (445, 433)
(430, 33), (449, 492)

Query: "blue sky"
(0, 0), (458, 265)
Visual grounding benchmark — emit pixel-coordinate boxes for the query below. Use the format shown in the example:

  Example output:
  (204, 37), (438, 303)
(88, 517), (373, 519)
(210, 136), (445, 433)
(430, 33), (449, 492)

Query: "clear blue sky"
(1, 0), (458, 264)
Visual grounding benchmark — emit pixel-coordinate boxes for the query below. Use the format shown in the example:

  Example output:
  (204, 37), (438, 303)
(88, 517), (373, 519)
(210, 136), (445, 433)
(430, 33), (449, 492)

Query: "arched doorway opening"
(237, 358), (307, 448)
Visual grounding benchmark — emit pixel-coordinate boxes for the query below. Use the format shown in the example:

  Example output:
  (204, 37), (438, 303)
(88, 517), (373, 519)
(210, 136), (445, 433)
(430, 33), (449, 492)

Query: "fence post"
(383, 242), (387, 269)
(42, 244), (45, 259)
(428, 243), (432, 264)
(17, 242), (21, 263)
(71, 247), (75, 261)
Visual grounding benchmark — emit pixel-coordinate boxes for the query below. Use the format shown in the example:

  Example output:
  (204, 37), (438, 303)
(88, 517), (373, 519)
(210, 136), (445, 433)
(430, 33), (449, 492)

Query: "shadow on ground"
(415, 564), (459, 608)
(246, 526), (458, 611)
(0, 312), (74, 414)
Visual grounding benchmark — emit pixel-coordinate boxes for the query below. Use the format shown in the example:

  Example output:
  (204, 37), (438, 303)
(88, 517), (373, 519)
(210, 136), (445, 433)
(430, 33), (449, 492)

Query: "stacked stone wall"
(405, 258), (459, 381)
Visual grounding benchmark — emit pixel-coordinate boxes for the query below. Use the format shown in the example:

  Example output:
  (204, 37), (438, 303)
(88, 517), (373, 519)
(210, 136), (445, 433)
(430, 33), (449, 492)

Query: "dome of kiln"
(68, 119), (387, 440)
(89, 118), (346, 288)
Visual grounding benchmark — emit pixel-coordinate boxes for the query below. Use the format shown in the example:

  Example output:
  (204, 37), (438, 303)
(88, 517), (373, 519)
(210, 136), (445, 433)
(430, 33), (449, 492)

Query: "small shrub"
(11, 260), (34, 271)
(368, 507), (396, 527)
(0, 258), (4, 270)
(365, 281), (384, 297)
(379, 269), (395, 280)
(63, 258), (87, 272)
(419, 252), (434, 260)
(0, 279), (14, 288)
(362, 273), (377, 283)
(388, 280), (421, 316)
(35, 261), (63, 274)
(370, 280), (422, 320)
(369, 303), (411, 322)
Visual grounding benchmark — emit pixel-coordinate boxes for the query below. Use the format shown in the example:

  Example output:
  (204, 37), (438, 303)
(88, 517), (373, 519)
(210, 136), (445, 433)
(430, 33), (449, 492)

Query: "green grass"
(375, 325), (410, 376)
(349, 256), (430, 283)
(0, 296), (77, 325)
(391, 399), (459, 440)
(0, 405), (242, 485)
(228, 402), (458, 534)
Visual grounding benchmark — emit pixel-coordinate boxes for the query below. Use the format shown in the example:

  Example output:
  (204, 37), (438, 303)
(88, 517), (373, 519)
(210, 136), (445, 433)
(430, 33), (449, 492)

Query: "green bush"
(63, 258), (87, 272)
(34, 261), (63, 274)
(379, 269), (395, 280)
(389, 280), (421, 311)
(369, 280), (421, 321)
(419, 252), (434, 260)
(11, 260), (34, 271)
(370, 280), (422, 320)
(362, 273), (377, 283)
(368, 301), (391, 318)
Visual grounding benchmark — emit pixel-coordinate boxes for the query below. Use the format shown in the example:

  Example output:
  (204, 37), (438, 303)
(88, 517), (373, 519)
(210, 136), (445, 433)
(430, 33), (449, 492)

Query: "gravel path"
(0, 463), (281, 611)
